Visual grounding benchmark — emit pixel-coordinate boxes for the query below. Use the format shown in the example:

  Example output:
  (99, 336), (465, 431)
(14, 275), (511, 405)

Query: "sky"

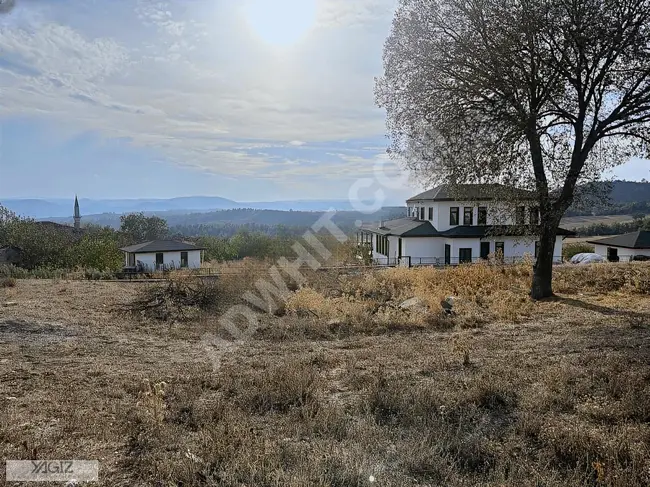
(0, 0), (647, 202)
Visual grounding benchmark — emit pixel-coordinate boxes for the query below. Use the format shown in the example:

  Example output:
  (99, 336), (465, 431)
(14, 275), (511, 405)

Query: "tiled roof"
(120, 240), (205, 253)
(442, 225), (575, 238)
(360, 220), (575, 238)
(407, 184), (536, 202)
(587, 231), (650, 249)
(360, 218), (440, 237)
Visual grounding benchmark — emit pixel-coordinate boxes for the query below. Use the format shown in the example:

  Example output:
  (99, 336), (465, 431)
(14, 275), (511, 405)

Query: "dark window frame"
(515, 206), (526, 225)
(180, 251), (189, 268)
(480, 241), (491, 259)
(155, 253), (164, 268)
(478, 207), (488, 225)
(419, 207), (425, 220)
(530, 207), (540, 226)
(459, 248), (473, 264)
(428, 207), (433, 221)
(463, 207), (473, 226)
(450, 207), (459, 226)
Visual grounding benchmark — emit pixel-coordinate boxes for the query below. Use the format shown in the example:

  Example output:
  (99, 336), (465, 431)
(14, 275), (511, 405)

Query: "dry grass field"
(1, 262), (649, 486)
(560, 214), (636, 229)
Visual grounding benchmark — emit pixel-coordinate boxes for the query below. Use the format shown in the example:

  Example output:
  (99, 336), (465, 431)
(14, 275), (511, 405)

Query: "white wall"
(407, 201), (538, 231)
(131, 250), (202, 270)
(369, 232), (564, 263)
(593, 245), (650, 262)
(402, 237), (445, 260)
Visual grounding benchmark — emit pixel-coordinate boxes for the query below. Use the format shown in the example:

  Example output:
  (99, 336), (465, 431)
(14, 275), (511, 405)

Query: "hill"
(567, 180), (650, 216)
(0, 196), (392, 219)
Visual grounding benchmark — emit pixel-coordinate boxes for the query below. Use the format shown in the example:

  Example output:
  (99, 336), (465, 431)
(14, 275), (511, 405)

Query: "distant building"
(119, 240), (206, 271)
(588, 231), (650, 262)
(74, 196), (81, 230)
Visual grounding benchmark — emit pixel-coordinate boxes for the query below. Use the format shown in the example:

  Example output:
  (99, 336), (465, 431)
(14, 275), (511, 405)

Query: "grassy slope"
(0, 263), (649, 486)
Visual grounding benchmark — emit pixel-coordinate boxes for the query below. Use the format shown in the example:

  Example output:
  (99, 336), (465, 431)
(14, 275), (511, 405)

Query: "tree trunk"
(531, 223), (558, 300)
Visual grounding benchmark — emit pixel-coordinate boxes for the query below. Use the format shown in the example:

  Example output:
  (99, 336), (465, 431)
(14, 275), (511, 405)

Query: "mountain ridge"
(2, 180), (648, 220)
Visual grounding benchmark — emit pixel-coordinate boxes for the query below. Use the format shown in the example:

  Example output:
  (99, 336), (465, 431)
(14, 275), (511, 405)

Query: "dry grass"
(0, 263), (649, 486)
(0, 277), (16, 288)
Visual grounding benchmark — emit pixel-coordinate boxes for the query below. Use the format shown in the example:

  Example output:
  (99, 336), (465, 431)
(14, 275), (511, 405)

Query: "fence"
(375, 255), (566, 268)
(114, 267), (219, 280)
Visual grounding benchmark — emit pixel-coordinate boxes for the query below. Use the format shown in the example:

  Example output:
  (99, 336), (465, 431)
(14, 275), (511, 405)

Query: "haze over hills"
(2, 180), (648, 222)
(0, 197), (391, 220)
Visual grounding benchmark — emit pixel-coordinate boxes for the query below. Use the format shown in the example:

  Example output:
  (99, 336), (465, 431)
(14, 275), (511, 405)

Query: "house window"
(155, 253), (164, 269)
(515, 206), (525, 225)
(181, 251), (188, 268)
(534, 241), (540, 258)
(530, 207), (540, 226)
(428, 207), (433, 221)
(419, 207), (425, 221)
(478, 207), (487, 225)
(450, 207), (459, 226)
(495, 242), (505, 260)
(444, 244), (451, 265)
(459, 248), (473, 264)
(463, 207), (473, 226)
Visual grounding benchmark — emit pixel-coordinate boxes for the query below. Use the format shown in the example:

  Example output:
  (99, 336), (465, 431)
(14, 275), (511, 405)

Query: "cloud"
(0, 0), (401, 192)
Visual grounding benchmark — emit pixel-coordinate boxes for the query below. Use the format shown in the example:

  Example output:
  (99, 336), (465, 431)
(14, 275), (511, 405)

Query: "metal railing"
(372, 255), (566, 268)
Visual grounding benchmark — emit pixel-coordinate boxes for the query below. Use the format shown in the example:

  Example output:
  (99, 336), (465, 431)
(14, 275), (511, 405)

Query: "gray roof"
(360, 219), (574, 238)
(587, 231), (650, 249)
(407, 184), (536, 202)
(360, 218), (440, 237)
(120, 240), (205, 253)
(442, 225), (575, 238)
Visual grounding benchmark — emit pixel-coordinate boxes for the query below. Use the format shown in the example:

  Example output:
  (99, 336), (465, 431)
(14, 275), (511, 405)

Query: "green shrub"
(0, 264), (29, 279)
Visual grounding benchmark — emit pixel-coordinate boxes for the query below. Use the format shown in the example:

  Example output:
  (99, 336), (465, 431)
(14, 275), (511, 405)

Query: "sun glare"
(243, 0), (317, 48)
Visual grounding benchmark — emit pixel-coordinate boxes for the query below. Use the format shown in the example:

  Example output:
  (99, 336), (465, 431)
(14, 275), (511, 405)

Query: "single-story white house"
(358, 184), (574, 266)
(587, 230), (650, 262)
(119, 240), (205, 271)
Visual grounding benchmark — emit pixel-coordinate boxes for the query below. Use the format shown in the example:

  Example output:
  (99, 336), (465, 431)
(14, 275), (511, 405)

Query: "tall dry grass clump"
(554, 263), (650, 295)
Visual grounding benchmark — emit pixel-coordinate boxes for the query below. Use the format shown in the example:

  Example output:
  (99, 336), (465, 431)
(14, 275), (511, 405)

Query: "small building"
(119, 240), (206, 271)
(587, 231), (650, 262)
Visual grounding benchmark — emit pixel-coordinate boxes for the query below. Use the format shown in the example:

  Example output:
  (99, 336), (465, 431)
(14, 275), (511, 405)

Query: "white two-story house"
(358, 184), (573, 265)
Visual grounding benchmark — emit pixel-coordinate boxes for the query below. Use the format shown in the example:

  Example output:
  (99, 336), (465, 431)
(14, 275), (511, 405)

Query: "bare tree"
(376, 0), (650, 299)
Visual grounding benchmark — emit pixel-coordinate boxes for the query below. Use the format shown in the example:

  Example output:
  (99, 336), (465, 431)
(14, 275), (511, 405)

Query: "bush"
(563, 242), (595, 259)
(0, 264), (28, 279)
(0, 277), (16, 288)
(123, 277), (221, 321)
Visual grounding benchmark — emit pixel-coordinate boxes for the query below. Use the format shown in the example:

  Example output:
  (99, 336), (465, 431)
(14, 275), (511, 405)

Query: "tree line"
(0, 205), (358, 271)
(571, 215), (650, 237)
